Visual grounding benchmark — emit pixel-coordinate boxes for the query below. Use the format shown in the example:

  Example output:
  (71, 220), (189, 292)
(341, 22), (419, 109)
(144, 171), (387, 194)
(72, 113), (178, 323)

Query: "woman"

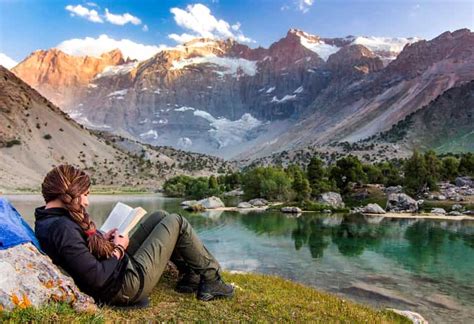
(34, 164), (234, 306)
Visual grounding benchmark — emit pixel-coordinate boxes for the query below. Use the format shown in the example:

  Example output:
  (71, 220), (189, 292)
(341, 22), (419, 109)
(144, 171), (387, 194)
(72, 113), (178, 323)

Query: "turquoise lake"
(6, 194), (474, 323)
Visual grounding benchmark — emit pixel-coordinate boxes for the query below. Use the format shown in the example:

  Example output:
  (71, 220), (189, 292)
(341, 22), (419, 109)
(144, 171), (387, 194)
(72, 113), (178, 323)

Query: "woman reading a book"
(34, 164), (234, 306)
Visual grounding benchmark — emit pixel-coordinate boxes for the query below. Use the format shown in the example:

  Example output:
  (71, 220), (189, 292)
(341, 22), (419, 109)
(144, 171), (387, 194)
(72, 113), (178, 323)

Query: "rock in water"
(362, 203), (386, 214)
(386, 193), (418, 212)
(198, 196), (225, 209)
(281, 207), (302, 213)
(318, 192), (345, 208)
(0, 243), (96, 313)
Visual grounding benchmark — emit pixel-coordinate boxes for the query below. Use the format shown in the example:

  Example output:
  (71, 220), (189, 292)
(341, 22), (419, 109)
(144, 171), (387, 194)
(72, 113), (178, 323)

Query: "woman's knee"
(145, 210), (170, 227)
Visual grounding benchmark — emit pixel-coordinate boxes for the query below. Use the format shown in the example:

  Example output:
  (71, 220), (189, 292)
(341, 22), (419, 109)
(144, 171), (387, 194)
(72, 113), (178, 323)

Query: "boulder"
(281, 207), (302, 213)
(451, 204), (463, 211)
(362, 203), (386, 214)
(435, 195), (447, 201)
(322, 209), (332, 214)
(0, 243), (97, 313)
(431, 208), (446, 215)
(237, 202), (253, 208)
(386, 193), (418, 212)
(448, 211), (462, 216)
(455, 176), (473, 187)
(198, 196), (225, 209)
(387, 309), (428, 324)
(0, 198), (96, 313)
(416, 199), (424, 206)
(384, 185), (403, 195)
(248, 198), (268, 207)
(318, 192), (345, 209)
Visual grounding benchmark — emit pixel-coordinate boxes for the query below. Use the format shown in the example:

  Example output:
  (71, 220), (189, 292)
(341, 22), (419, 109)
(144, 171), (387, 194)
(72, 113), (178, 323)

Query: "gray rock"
(436, 195), (447, 201)
(281, 207), (302, 213)
(248, 198), (268, 207)
(198, 196), (225, 209)
(384, 185), (403, 194)
(463, 210), (474, 215)
(386, 193), (418, 212)
(362, 203), (386, 214)
(0, 243), (96, 313)
(318, 192), (345, 209)
(416, 199), (424, 206)
(455, 176), (473, 187)
(322, 209), (332, 214)
(431, 208), (446, 215)
(448, 211), (462, 216)
(387, 309), (428, 324)
(451, 204), (463, 211)
(237, 202), (253, 208)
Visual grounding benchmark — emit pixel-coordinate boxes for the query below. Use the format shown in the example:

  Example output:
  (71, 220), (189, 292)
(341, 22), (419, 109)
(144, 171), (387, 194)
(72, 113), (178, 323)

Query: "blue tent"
(0, 197), (41, 250)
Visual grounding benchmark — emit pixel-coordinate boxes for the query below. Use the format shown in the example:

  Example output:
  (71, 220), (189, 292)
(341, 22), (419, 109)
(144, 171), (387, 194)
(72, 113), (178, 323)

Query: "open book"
(100, 202), (147, 236)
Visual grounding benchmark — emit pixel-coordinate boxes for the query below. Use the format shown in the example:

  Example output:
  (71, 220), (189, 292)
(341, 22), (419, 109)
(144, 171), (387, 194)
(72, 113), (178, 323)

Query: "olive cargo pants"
(110, 210), (221, 304)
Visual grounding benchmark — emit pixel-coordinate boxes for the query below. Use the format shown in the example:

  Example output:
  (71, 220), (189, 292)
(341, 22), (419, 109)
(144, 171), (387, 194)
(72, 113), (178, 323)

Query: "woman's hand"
(113, 233), (129, 250)
(103, 228), (118, 241)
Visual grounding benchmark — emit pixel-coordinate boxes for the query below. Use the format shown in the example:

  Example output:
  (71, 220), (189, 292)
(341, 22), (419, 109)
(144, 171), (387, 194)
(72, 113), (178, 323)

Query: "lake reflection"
(5, 194), (474, 323)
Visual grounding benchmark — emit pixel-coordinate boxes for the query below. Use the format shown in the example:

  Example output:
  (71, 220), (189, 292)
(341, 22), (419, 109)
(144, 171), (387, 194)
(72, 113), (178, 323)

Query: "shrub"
(6, 139), (21, 147)
(43, 134), (52, 140)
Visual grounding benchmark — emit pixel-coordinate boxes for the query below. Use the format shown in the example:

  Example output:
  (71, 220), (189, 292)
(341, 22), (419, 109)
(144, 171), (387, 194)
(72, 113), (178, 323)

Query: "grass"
(1, 272), (409, 323)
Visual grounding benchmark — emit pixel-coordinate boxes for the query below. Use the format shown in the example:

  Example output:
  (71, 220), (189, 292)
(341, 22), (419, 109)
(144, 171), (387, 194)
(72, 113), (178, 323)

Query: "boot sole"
(197, 291), (234, 301)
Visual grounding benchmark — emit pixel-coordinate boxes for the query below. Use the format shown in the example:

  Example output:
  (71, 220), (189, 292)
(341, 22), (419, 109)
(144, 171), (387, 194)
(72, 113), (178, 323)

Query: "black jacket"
(34, 206), (128, 303)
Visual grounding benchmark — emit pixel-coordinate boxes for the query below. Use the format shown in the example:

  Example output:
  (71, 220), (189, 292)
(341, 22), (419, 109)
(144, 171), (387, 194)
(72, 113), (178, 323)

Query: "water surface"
(6, 194), (474, 323)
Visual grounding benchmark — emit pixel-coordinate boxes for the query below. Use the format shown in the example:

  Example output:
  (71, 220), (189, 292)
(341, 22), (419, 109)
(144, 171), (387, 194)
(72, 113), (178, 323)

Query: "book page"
(119, 207), (147, 235)
(100, 202), (133, 233)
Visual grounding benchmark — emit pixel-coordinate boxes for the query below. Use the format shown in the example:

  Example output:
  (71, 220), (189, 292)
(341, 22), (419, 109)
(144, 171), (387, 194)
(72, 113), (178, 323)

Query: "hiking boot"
(175, 271), (200, 293)
(197, 274), (234, 301)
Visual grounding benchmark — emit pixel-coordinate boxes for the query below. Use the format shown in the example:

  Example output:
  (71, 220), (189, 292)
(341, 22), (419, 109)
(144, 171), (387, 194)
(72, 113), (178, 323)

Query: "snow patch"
(298, 37), (340, 61)
(266, 86), (275, 94)
(171, 55), (258, 77)
(139, 130), (158, 140)
(271, 95), (297, 103)
(350, 36), (420, 54)
(193, 110), (262, 148)
(293, 86), (303, 94)
(96, 62), (138, 79)
(107, 89), (128, 97)
(68, 111), (111, 130)
(177, 137), (193, 149)
(175, 106), (195, 112)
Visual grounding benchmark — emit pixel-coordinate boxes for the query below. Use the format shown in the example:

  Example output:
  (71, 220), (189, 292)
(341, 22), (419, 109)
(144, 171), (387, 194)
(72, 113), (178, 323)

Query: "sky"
(0, 0), (473, 66)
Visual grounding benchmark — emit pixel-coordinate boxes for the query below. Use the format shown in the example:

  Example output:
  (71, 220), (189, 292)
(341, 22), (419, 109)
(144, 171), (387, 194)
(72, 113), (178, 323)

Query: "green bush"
(43, 134), (52, 140)
(5, 139), (21, 147)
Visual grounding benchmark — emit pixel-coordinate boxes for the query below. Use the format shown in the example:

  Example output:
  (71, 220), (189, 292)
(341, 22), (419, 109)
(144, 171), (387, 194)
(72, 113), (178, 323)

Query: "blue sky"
(0, 0), (473, 62)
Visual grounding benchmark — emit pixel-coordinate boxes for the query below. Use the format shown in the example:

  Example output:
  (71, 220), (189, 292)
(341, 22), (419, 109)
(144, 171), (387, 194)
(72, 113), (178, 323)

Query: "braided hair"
(41, 164), (115, 259)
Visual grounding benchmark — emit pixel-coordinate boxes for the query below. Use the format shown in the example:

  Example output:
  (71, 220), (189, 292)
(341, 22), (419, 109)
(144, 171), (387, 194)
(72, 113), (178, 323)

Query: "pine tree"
(403, 150), (428, 196)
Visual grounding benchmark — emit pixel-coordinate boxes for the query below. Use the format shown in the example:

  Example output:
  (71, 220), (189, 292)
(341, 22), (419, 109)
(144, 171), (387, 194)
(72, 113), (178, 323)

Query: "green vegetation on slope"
(1, 272), (409, 323)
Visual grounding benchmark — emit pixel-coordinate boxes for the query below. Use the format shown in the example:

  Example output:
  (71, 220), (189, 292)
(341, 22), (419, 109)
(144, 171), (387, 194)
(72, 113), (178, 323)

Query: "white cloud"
(142, 24), (149, 32)
(104, 8), (141, 25)
(168, 3), (253, 43)
(86, 2), (98, 7)
(56, 34), (166, 61)
(65, 4), (103, 23)
(297, 0), (314, 13)
(0, 53), (18, 69)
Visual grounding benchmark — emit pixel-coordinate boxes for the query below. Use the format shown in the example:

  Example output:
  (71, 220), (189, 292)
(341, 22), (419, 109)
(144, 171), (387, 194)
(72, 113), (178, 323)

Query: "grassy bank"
(1, 272), (409, 323)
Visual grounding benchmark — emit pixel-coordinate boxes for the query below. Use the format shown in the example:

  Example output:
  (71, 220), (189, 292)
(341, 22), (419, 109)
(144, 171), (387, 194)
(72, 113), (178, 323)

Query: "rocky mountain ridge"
(0, 66), (233, 191)
(10, 28), (473, 160)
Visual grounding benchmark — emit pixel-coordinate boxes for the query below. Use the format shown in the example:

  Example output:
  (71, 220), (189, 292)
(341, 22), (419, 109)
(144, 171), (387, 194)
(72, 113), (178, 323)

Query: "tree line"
(163, 152), (474, 201)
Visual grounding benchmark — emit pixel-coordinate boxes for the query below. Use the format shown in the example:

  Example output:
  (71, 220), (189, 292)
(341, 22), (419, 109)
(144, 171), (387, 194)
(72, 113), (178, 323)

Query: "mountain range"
(0, 66), (233, 191)
(9, 28), (474, 161)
